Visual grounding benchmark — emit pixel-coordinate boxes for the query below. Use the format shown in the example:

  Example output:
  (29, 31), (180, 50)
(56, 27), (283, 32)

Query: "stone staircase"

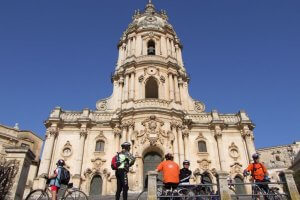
(89, 192), (147, 200)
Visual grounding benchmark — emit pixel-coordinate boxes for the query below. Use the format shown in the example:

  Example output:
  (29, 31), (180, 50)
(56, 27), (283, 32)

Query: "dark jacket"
(179, 168), (192, 183)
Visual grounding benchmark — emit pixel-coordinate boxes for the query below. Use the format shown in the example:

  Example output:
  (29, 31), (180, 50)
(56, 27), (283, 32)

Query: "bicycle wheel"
(268, 190), (283, 200)
(64, 190), (88, 200)
(252, 186), (264, 200)
(178, 188), (195, 200)
(25, 189), (50, 200)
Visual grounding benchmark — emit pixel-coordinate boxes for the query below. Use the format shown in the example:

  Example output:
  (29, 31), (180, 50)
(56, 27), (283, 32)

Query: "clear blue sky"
(0, 0), (299, 149)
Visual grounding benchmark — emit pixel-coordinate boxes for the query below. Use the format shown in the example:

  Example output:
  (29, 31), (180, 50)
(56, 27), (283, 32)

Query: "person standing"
(48, 159), (64, 200)
(156, 153), (180, 190)
(179, 160), (192, 185)
(115, 142), (136, 200)
(244, 153), (270, 198)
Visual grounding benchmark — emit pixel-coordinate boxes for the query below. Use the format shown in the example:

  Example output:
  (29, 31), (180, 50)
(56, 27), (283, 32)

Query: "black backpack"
(59, 167), (70, 185)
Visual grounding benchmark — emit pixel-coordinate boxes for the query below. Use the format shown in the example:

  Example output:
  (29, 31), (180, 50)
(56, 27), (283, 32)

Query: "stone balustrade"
(147, 170), (300, 200)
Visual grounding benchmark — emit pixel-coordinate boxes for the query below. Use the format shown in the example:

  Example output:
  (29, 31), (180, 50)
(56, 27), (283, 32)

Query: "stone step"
(89, 192), (147, 200)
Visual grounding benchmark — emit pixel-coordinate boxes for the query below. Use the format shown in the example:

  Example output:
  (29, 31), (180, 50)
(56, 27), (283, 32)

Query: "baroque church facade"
(34, 1), (257, 196)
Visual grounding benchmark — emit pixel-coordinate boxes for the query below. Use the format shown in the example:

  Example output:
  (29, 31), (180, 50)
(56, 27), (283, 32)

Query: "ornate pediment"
(230, 162), (243, 175)
(135, 115), (169, 146)
(197, 159), (211, 171)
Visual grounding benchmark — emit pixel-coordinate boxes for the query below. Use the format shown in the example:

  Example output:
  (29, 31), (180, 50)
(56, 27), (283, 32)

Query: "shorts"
(50, 185), (60, 192)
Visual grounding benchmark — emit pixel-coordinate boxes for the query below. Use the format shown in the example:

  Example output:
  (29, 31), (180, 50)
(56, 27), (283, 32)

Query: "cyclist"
(48, 159), (65, 200)
(244, 153), (270, 198)
(179, 160), (192, 185)
(156, 153), (180, 190)
(115, 142), (136, 200)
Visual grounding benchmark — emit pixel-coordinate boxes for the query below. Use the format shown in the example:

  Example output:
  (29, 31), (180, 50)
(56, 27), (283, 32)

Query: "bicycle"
(25, 177), (88, 200)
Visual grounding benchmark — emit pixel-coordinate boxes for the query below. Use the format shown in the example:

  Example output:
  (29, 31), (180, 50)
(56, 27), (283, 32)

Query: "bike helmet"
(183, 160), (190, 165)
(165, 153), (174, 160)
(121, 142), (131, 149)
(56, 159), (65, 166)
(252, 153), (260, 160)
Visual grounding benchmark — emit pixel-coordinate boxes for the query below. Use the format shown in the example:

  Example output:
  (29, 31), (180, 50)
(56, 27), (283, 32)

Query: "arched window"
(147, 40), (155, 55)
(234, 176), (246, 194)
(276, 155), (281, 161)
(198, 141), (207, 152)
(95, 140), (105, 152)
(145, 77), (158, 99)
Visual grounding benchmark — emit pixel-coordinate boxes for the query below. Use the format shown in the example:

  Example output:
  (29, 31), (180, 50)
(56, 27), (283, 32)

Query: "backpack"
(111, 153), (121, 170)
(251, 163), (266, 177)
(59, 167), (70, 185)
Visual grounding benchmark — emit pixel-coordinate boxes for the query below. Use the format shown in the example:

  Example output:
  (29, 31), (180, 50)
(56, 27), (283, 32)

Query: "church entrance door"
(143, 152), (163, 186)
(90, 175), (102, 196)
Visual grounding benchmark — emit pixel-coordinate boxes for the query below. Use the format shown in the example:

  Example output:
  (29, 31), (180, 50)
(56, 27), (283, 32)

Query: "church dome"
(120, 1), (177, 42)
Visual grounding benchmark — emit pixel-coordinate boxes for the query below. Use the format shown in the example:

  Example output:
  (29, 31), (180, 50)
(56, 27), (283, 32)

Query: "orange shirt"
(246, 163), (267, 181)
(157, 160), (180, 184)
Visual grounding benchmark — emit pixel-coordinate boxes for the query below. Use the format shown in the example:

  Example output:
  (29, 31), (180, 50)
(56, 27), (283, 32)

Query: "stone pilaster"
(124, 74), (129, 101)
(283, 170), (300, 200)
(182, 126), (190, 161)
(129, 72), (135, 100)
(114, 124), (122, 152)
(217, 171), (232, 200)
(37, 127), (58, 178)
(178, 125), (184, 166)
(168, 73), (174, 101)
(73, 125), (88, 187)
(171, 122), (179, 164)
(174, 75), (180, 103)
(118, 77), (124, 107)
(241, 125), (256, 162)
(147, 171), (158, 200)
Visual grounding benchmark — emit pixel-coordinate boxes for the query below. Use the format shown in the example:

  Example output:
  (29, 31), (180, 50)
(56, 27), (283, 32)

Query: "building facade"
(0, 124), (43, 198)
(35, 1), (257, 196)
(257, 142), (300, 182)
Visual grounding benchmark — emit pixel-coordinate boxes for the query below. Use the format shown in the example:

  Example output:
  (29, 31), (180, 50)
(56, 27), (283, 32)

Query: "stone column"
(283, 170), (300, 200)
(147, 171), (158, 200)
(178, 78), (185, 106)
(136, 35), (142, 57)
(161, 36), (167, 57)
(171, 122), (179, 164)
(122, 44), (126, 61)
(38, 127), (58, 177)
(73, 127), (87, 187)
(127, 38), (131, 57)
(178, 47), (184, 67)
(167, 38), (171, 56)
(5, 148), (35, 200)
(178, 126), (185, 166)
(137, 156), (144, 191)
(129, 72), (135, 100)
(117, 46), (122, 66)
(174, 75), (180, 103)
(132, 36), (136, 56)
(124, 74), (129, 101)
(168, 73), (174, 101)
(128, 122), (134, 142)
(121, 124), (127, 145)
(171, 39), (175, 58)
(217, 171), (232, 200)
(241, 125), (256, 162)
(114, 125), (122, 152)
(118, 77), (124, 106)
(214, 125), (226, 170)
(138, 75), (144, 99)
(182, 127), (190, 161)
